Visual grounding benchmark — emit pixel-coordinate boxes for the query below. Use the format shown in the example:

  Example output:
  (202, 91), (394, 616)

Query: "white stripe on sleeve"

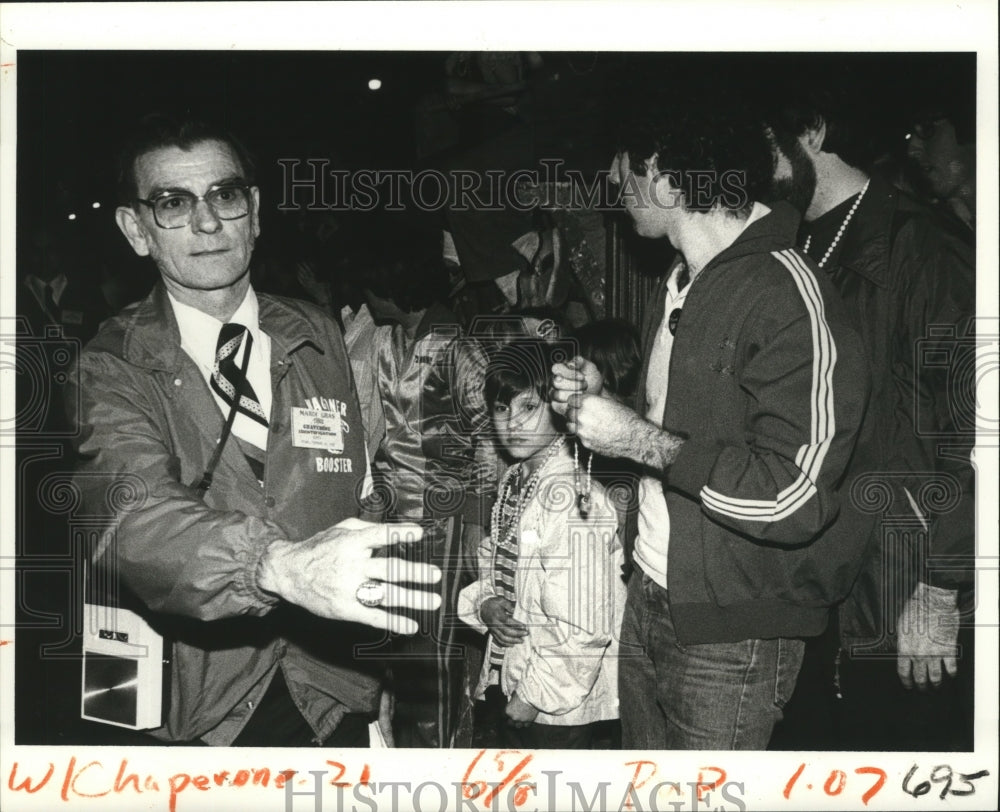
(699, 249), (836, 522)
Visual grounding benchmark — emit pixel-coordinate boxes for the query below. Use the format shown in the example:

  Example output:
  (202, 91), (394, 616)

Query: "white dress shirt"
(167, 287), (272, 452)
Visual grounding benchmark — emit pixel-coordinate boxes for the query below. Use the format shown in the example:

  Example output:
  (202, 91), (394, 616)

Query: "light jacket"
(68, 283), (379, 744)
(631, 202), (875, 645)
(458, 450), (625, 725)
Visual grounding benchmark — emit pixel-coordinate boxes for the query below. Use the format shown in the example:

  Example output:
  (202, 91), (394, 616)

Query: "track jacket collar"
(634, 203), (800, 413)
(701, 200), (802, 275)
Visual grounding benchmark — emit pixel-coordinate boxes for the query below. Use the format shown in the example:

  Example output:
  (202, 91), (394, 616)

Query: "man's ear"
(800, 119), (827, 155)
(115, 206), (151, 257)
(645, 153), (668, 192)
(647, 155), (684, 208)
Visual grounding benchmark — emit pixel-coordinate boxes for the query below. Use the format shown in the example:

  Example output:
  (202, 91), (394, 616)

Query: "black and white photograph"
(1, 3), (997, 811)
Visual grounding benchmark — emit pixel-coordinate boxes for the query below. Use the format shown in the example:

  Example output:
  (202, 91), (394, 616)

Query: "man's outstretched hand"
(258, 518), (442, 635)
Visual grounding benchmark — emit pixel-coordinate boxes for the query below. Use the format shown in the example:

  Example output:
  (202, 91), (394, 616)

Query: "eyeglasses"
(909, 116), (948, 141)
(135, 184), (253, 229)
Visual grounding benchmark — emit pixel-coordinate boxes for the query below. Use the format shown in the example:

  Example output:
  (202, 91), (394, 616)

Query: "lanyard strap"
(191, 335), (253, 496)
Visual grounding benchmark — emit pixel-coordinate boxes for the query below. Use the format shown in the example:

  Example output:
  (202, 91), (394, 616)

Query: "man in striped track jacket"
(551, 103), (874, 749)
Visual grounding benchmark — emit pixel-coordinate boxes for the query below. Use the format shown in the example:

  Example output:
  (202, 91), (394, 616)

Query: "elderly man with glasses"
(69, 114), (441, 746)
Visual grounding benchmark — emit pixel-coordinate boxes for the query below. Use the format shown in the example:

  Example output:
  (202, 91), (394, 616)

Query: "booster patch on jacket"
(68, 284), (376, 744)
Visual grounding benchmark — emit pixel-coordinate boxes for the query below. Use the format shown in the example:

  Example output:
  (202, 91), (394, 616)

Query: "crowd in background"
(14, 55), (976, 752)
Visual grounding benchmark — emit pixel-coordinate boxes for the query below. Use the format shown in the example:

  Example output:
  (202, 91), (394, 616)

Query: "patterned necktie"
(488, 473), (522, 676)
(211, 323), (269, 428)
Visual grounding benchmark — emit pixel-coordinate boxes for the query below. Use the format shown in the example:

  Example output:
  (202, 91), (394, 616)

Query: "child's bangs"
(485, 340), (555, 409)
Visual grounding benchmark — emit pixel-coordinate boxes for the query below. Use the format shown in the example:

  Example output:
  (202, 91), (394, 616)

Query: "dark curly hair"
(760, 61), (889, 171)
(484, 338), (570, 411)
(903, 59), (976, 147)
(572, 319), (641, 402)
(616, 92), (772, 215)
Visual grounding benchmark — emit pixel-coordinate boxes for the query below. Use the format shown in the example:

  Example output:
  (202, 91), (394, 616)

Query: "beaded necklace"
(573, 441), (593, 518)
(490, 436), (566, 550)
(803, 179), (870, 268)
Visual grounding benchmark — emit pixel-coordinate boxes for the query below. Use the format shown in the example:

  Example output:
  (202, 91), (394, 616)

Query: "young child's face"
(492, 390), (560, 461)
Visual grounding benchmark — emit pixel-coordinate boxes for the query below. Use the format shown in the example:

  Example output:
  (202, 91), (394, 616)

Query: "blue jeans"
(619, 571), (805, 749)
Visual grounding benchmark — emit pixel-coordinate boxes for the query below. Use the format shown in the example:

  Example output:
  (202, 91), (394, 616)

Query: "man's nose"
(190, 198), (223, 233)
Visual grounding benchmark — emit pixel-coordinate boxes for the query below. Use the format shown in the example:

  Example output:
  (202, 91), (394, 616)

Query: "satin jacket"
(369, 303), (495, 525)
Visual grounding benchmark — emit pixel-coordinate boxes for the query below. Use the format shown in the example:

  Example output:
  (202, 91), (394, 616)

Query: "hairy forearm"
(626, 418), (685, 473)
(570, 393), (684, 473)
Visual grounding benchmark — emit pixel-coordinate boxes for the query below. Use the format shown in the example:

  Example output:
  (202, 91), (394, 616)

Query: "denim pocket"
(773, 638), (806, 709)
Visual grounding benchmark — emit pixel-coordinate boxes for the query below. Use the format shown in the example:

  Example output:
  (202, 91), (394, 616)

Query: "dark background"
(14, 50), (974, 301)
(16, 50), (621, 295)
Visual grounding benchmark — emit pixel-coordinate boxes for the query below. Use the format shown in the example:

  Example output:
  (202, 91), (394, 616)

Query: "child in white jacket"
(458, 339), (625, 749)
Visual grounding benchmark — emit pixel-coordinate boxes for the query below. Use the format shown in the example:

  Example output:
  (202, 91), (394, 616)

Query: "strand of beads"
(573, 441), (593, 518)
(490, 436), (566, 546)
(803, 178), (870, 269)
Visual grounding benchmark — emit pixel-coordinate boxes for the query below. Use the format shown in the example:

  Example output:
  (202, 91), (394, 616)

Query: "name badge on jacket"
(291, 407), (344, 454)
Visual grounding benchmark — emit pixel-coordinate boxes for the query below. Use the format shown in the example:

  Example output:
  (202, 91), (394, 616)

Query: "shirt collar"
(166, 286), (262, 371)
(743, 201), (771, 230)
(666, 259), (687, 299)
(24, 273), (68, 306)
